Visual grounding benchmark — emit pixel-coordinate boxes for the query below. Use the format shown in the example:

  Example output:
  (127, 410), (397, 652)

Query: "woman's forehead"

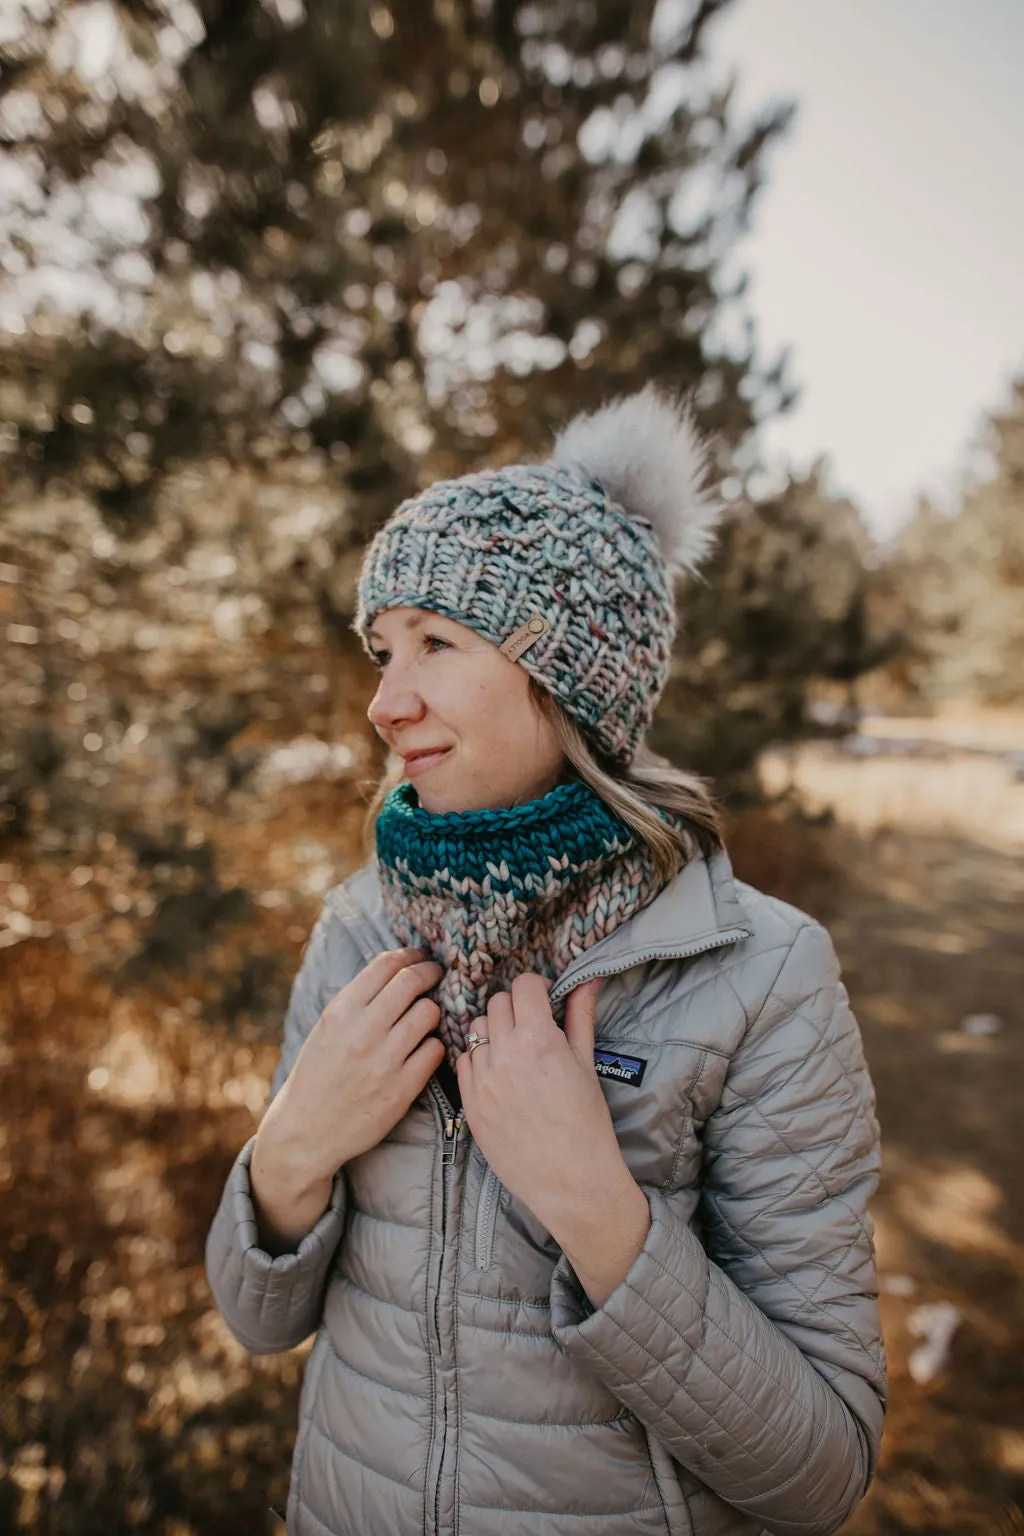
(367, 605), (463, 640)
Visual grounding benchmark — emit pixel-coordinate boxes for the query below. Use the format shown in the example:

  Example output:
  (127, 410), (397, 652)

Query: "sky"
(707, 0), (1024, 536)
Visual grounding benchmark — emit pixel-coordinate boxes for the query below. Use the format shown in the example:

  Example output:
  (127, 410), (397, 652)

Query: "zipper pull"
(441, 1110), (464, 1166)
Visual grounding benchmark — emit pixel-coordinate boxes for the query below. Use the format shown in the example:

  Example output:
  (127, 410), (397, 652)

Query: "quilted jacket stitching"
(747, 913), (812, 983)
(457, 1317), (560, 1337)
(730, 1038), (857, 1139)
(569, 1307), (800, 1494)
(735, 1093), (874, 1255)
(458, 1497), (667, 1520)
(692, 932), (881, 1369)
(741, 995), (869, 1161)
(456, 1290), (552, 1311)
(717, 929), (878, 1255)
(624, 1251), (798, 1402)
(620, 949), (764, 1054)
(461, 1405), (632, 1430)
(698, 1193), (883, 1378)
(612, 973), (740, 1056)
(613, 1232), (880, 1458)
(321, 1330), (428, 1404)
(801, 1242), (875, 1309)
(335, 1270), (421, 1319)
(347, 1205), (426, 1235)
(713, 933), (794, 1034)
(719, 1387), (870, 1531)
(524, 913), (883, 1478)
(604, 1277), (795, 1460)
(575, 1323), (858, 1536)
(747, 1127), (866, 1228)
(749, 948), (878, 1149)
(307, 1422), (424, 1496)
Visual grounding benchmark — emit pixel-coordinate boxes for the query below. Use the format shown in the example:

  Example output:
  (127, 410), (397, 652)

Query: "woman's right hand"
(250, 946), (445, 1247)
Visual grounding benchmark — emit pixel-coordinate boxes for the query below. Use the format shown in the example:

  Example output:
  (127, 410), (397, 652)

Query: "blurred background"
(1, 0), (1022, 1531)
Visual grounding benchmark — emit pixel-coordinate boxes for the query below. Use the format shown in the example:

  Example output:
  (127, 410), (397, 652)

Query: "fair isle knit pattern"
(354, 464), (674, 767)
(375, 777), (685, 1066)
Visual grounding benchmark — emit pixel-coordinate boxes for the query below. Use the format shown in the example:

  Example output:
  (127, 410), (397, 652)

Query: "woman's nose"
(367, 669), (426, 730)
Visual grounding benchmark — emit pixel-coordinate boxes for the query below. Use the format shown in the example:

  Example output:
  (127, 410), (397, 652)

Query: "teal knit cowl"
(375, 778), (687, 1067)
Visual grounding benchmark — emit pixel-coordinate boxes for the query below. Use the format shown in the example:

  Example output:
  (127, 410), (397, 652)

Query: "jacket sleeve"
(204, 902), (360, 1354)
(549, 919), (888, 1536)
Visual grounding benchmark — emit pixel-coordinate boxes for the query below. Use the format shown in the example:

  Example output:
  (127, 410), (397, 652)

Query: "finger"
(455, 1042), (488, 1123)
(563, 977), (601, 1066)
(398, 1033), (446, 1100)
(455, 1044), (474, 1096)
(344, 946), (431, 1009)
(509, 971), (559, 1032)
(390, 995), (442, 1060)
(484, 988), (515, 1048)
(457, 1027), (494, 1090)
(364, 958), (444, 1031)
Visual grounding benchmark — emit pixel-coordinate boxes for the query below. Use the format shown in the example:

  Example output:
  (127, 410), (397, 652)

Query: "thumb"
(563, 977), (601, 1066)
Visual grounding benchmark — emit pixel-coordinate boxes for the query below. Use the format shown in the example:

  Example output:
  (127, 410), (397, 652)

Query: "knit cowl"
(375, 777), (688, 1068)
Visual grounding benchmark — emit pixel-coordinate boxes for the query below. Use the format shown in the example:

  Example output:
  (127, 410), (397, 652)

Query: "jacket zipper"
(330, 899), (747, 1524)
(433, 1090), (463, 1354)
(473, 1164), (502, 1271)
(431, 1083), (463, 1536)
(547, 927), (750, 1005)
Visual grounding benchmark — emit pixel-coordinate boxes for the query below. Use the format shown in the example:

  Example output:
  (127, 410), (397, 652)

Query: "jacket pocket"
(473, 1164), (503, 1271)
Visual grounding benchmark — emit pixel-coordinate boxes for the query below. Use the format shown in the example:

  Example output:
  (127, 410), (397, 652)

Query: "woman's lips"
(402, 748), (452, 777)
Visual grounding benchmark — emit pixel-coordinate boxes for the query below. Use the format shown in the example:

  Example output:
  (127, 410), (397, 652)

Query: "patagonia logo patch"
(594, 1049), (648, 1087)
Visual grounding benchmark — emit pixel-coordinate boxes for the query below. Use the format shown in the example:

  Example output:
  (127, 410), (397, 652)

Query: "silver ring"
(466, 1032), (490, 1056)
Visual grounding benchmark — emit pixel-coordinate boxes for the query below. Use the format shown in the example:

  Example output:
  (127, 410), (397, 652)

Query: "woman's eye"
(368, 635), (449, 669)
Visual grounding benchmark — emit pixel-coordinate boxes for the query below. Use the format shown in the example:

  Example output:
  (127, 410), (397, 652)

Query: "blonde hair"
(359, 677), (722, 889)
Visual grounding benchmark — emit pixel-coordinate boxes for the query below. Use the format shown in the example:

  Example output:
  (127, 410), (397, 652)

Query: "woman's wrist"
(254, 1085), (343, 1190)
(250, 1119), (337, 1255)
(545, 1164), (652, 1310)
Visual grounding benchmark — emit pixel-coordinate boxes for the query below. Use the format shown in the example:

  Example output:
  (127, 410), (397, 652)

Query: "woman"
(206, 384), (887, 1536)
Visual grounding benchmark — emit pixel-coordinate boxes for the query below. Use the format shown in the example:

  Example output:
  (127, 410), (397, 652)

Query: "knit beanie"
(353, 383), (721, 766)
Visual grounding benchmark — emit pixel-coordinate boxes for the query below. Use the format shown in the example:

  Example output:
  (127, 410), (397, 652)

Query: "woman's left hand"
(455, 973), (651, 1306)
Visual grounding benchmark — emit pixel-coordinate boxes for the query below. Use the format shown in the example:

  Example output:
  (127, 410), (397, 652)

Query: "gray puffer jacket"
(206, 848), (887, 1536)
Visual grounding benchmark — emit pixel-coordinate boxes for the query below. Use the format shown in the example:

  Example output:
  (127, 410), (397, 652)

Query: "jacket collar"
(337, 845), (750, 999)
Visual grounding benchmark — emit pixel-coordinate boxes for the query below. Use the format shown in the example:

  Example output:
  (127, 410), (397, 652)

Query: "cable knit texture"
(355, 387), (720, 761)
(375, 777), (686, 1064)
(353, 463), (675, 765)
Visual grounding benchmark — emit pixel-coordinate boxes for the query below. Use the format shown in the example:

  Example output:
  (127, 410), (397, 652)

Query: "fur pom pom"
(551, 383), (721, 576)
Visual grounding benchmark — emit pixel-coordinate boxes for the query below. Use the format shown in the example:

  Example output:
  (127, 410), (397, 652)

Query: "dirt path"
(739, 739), (1024, 1533)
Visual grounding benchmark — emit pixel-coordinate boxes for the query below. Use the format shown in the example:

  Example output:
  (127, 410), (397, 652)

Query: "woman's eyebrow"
(367, 612), (428, 643)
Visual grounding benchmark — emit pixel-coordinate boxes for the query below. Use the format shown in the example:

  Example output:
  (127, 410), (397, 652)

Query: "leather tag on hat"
(499, 611), (550, 662)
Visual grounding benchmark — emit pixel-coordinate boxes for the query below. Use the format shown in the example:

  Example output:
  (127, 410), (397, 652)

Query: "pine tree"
(0, 0), (794, 533)
(892, 377), (1024, 706)
(0, 0), (890, 852)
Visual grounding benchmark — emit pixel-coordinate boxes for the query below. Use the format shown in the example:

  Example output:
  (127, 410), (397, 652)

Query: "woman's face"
(366, 606), (567, 813)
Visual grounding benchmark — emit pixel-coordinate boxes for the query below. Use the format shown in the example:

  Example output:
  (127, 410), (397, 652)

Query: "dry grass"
(759, 742), (1024, 850)
(743, 717), (1024, 1535)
